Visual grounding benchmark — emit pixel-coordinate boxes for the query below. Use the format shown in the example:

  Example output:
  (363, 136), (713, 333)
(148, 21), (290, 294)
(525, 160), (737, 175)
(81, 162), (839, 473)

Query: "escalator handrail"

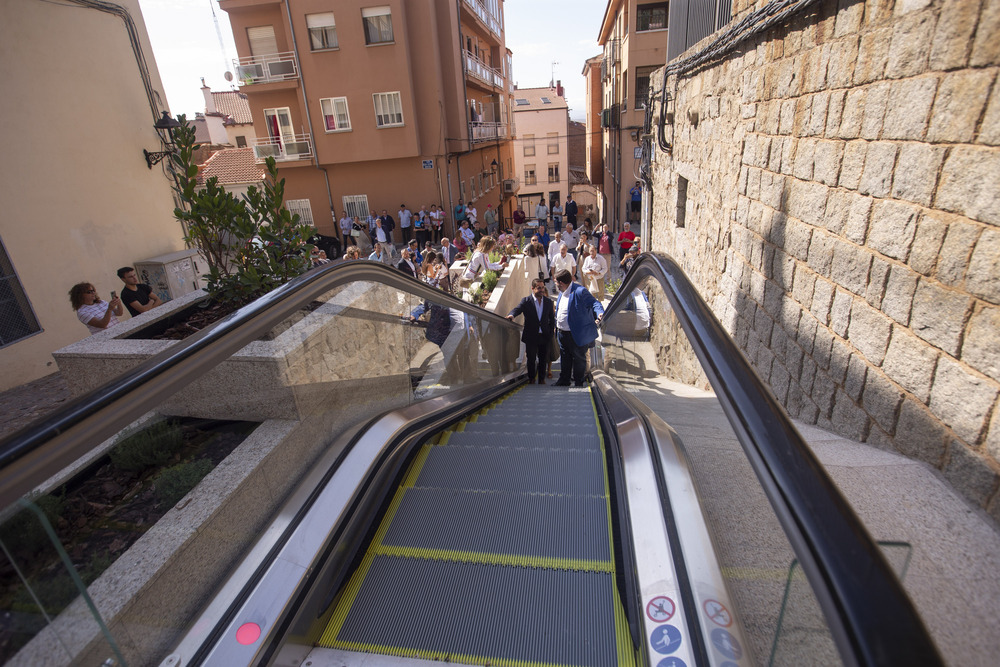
(600, 252), (942, 666)
(0, 260), (521, 511)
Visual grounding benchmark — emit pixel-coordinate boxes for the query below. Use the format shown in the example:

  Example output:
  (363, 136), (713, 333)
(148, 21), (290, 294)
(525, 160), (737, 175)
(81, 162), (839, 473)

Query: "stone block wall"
(648, 0), (1000, 520)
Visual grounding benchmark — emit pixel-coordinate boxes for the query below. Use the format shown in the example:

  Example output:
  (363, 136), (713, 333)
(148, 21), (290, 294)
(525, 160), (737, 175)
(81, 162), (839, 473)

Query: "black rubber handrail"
(0, 260), (521, 511)
(600, 253), (943, 667)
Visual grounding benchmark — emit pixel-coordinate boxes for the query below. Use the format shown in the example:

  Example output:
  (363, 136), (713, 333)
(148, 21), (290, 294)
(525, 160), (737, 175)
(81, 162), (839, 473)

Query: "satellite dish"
(224, 71), (233, 82)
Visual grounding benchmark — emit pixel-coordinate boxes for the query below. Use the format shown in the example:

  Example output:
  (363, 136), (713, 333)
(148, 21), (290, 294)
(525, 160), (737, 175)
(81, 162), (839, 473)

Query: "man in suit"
(439, 237), (457, 266)
(397, 248), (418, 277)
(553, 269), (604, 387)
(506, 278), (556, 384)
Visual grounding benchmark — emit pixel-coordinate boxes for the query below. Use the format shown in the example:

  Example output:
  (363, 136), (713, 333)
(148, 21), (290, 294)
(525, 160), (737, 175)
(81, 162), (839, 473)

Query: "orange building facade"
(220, 0), (516, 239)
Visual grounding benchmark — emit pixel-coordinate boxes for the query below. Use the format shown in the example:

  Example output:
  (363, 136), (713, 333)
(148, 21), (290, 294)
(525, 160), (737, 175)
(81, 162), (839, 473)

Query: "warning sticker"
(646, 596), (676, 623)
(703, 599), (733, 627)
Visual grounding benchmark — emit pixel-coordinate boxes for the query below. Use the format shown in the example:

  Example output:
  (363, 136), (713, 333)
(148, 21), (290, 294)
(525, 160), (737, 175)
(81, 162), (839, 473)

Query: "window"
(372, 92), (403, 127)
(235, 135), (247, 148)
(637, 3), (668, 32)
(524, 165), (537, 185)
(635, 66), (658, 109)
(515, 98), (529, 106)
(541, 97), (551, 104)
(247, 25), (278, 57)
(548, 163), (560, 183)
(320, 97), (351, 131)
(460, 180), (467, 202)
(306, 13), (338, 50)
(547, 132), (559, 154)
(523, 134), (535, 157)
(0, 237), (41, 348)
(362, 6), (393, 45)
(676, 176), (688, 227)
(342, 194), (370, 219)
(286, 199), (315, 226)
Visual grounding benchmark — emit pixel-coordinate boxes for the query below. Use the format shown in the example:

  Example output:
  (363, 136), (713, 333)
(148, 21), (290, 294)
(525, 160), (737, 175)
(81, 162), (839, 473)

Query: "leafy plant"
(169, 115), (314, 307)
(488, 250), (503, 264)
(109, 419), (184, 472)
(605, 277), (623, 297)
(154, 459), (214, 508)
(481, 269), (500, 293)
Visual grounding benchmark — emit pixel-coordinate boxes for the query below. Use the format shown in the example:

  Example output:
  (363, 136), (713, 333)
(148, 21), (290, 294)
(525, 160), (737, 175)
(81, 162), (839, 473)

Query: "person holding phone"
(69, 282), (122, 334)
(117, 266), (162, 317)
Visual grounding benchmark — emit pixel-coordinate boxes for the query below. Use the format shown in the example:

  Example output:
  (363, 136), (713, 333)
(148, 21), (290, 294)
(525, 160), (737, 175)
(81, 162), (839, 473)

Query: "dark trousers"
(557, 329), (588, 386)
(524, 336), (549, 382)
(402, 226), (412, 243)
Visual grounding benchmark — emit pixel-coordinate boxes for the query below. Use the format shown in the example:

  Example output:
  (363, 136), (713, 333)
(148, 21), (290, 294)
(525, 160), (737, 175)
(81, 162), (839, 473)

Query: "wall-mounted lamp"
(143, 111), (181, 169)
(490, 158), (499, 173)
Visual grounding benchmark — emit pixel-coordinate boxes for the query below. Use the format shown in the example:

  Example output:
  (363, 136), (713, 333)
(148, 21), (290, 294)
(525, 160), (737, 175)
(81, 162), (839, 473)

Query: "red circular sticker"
(236, 622), (261, 645)
(646, 596), (675, 623)
(703, 599), (733, 627)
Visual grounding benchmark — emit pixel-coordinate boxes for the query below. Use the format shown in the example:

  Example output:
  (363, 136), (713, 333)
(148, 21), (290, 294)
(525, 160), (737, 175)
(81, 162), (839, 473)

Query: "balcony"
(502, 178), (519, 194)
(234, 51), (299, 85)
(462, 0), (502, 39)
(463, 51), (504, 89)
(469, 121), (508, 144)
(252, 134), (313, 162)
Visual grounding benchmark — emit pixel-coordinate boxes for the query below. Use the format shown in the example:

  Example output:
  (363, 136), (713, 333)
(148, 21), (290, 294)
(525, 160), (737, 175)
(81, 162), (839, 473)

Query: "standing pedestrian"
(629, 181), (642, 223)
(553, 270), (604, 387)
(484, 204), (498, 236)
(398, 204), (412, 244)
(506, 278), (555, 384)
(617, 222), (636, 261)
(535, 198), (549, 227)
(340, 211), (355, 247)
(564, 195), (578, 226)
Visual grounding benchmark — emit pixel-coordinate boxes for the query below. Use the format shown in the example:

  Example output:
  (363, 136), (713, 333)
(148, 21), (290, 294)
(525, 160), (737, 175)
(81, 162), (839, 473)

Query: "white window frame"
(524, 165), (537, 185)
(362, 6), (394, 45)
(372, 91), (404, 128)
(547, 132), (559, 154)
(320, 97), (351, 132)
(342, 194), (370, 220)
(286, 199), (315, 226)
(548, 163), (560, 183)
(306, 13), (338, 50)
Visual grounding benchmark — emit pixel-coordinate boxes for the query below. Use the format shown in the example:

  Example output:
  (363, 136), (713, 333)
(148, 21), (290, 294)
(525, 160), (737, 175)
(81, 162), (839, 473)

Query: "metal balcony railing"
(463, 51), (504, 89)
(252, 134), (312, 162)
(234, 52), (299, 85)
(468, 121), (508, 144)
(462, 0), (502, 38)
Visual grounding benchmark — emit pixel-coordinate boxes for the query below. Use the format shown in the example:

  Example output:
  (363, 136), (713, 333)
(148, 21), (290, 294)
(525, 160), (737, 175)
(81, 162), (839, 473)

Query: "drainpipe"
(282, 0), (335, 227)
(453, 0), (473, 238)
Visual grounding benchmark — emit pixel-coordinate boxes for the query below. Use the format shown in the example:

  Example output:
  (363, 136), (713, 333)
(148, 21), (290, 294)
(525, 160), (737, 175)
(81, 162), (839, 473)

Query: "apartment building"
(219, 0), (516, 239)
(594, 1), (669, 233)
(511, 85), (569, 219)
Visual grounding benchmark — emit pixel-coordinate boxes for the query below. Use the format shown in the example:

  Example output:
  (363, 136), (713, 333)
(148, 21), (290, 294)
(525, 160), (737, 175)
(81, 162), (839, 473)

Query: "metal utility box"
(133, 249), (204, 303)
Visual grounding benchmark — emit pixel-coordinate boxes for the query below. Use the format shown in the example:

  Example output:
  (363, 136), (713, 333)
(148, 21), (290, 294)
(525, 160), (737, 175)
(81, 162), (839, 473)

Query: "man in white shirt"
(398, 204), (412, 244)
(550, 244), (576, 292)
(440, 237), (457, 266)
(563, 223), (580, 258)
(339, 211), (354, 247)
(535, 199), (549, 225)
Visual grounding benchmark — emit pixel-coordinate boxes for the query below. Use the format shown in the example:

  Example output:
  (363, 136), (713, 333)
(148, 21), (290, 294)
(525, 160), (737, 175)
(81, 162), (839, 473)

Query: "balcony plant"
(170, 115), (314, 311)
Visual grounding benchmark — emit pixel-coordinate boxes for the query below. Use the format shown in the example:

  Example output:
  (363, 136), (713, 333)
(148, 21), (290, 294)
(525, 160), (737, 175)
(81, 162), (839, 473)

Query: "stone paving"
(0, 372), (71, 442)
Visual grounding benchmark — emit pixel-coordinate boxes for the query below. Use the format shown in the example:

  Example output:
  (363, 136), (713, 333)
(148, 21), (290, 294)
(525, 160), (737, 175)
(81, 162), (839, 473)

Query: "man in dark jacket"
(506, 278), (556, 384)
(564, 196), (578, 226)
(397, 248), (418, 277)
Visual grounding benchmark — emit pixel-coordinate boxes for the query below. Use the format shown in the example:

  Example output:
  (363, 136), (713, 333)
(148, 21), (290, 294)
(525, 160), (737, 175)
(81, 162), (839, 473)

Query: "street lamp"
(143, 111), (181, 169)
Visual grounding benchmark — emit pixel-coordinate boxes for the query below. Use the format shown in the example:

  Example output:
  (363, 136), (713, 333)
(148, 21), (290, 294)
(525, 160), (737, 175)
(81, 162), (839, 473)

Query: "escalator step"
(415, 446), (606, 496)
(459, 420), (598, 436)
(380, 487), (612, 567)
(322, 554), (620, 667)
(443, 431), (602, 451)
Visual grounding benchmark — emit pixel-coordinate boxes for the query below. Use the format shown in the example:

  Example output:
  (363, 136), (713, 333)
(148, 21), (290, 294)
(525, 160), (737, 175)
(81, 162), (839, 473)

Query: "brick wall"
(647, 0), (1000, 520)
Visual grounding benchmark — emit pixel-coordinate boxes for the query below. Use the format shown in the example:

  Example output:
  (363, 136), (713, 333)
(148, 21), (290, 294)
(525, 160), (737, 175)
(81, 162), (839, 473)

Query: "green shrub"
(109, 420), (184, 472)
(154, 459), (213, 508)
(605, 277), (623, 297)
(481, 269), (500, 293)
(488, 249), (503, 264)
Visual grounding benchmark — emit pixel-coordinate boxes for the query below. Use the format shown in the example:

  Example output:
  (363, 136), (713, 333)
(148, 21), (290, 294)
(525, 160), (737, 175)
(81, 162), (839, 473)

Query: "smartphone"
(110, 290), (117, 300)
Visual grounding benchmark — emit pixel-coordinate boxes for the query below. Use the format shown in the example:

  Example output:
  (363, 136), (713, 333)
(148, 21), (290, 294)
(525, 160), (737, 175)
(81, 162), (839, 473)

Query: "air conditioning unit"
(503, 179), (517, 194)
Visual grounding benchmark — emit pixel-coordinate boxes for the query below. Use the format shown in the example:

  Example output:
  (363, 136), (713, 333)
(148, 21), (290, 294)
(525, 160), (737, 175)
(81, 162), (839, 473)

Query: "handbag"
(548, 329), (560, 362)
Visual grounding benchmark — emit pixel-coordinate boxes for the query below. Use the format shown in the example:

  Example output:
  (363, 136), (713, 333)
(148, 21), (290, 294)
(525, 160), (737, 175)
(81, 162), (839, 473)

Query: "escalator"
(0, 257), (942, 667)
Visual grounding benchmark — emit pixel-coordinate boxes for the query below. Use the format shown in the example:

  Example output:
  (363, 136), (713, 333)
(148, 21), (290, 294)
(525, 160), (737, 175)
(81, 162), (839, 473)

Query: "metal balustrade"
(234, 51), (299, 85)
(251, 134), (313, 162)
(468, 121), (508, 144)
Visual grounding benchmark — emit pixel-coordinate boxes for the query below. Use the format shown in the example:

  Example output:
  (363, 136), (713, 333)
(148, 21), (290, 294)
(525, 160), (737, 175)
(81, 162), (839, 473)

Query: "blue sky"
(137, 0), (609, 121)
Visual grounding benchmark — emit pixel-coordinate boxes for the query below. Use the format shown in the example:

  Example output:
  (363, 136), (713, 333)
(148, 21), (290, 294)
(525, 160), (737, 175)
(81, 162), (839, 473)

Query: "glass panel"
(0, 272), (520, 664)
(599, 276), (842, 665)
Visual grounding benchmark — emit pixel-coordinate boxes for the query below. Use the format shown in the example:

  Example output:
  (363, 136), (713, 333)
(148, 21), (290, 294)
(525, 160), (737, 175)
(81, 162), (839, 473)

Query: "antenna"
(550, 61), (559, 88)
(210, 0), (233, 86)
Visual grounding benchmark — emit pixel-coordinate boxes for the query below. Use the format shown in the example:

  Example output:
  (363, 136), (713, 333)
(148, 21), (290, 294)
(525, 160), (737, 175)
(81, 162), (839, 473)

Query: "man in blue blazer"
(553, 269), (604, 387)
(506, 278), (556, 384)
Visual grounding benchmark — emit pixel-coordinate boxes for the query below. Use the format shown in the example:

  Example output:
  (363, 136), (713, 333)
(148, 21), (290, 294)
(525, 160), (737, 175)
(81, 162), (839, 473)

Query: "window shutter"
(248, 26), (278, 57)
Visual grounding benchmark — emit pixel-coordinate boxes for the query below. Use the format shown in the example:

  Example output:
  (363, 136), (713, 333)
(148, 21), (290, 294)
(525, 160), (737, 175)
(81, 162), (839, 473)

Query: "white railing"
(462, 0), (502, 39)
(252, 134), (312, 162)
(463, 51), (504, 88)
(469, 121), (509, 144)
(234, 52), (299, 85)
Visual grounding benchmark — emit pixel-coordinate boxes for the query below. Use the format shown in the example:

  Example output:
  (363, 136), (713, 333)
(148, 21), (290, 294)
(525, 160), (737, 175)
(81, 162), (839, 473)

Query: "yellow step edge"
(374, 544), (613, 573)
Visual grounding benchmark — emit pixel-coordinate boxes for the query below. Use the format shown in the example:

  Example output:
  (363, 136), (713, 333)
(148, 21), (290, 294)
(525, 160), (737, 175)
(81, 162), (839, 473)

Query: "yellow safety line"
(323, 638), (578, 667)
(318, 550), (377, 646)
(613, 584), (640, 667)
(374, 544), (612, 573)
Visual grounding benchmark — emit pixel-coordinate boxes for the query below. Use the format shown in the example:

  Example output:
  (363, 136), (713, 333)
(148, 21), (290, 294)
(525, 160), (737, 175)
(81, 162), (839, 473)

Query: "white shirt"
(563, 229), (580, 249)
(548, 240), (563, 264)
(460, 226), (475, 246)
(582, 254), (608, 279)
(551, 253), (576, 276)
(556, 289), (571, 331)
(533, 297), (545, 333)
(376, 226), (387, 243)
(77, 301), (119, 334)
(399, 209), (412, 227)
(462, 250), (504, 280)
(466, 206), (478, 223)
(340, 216), (353, 233)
